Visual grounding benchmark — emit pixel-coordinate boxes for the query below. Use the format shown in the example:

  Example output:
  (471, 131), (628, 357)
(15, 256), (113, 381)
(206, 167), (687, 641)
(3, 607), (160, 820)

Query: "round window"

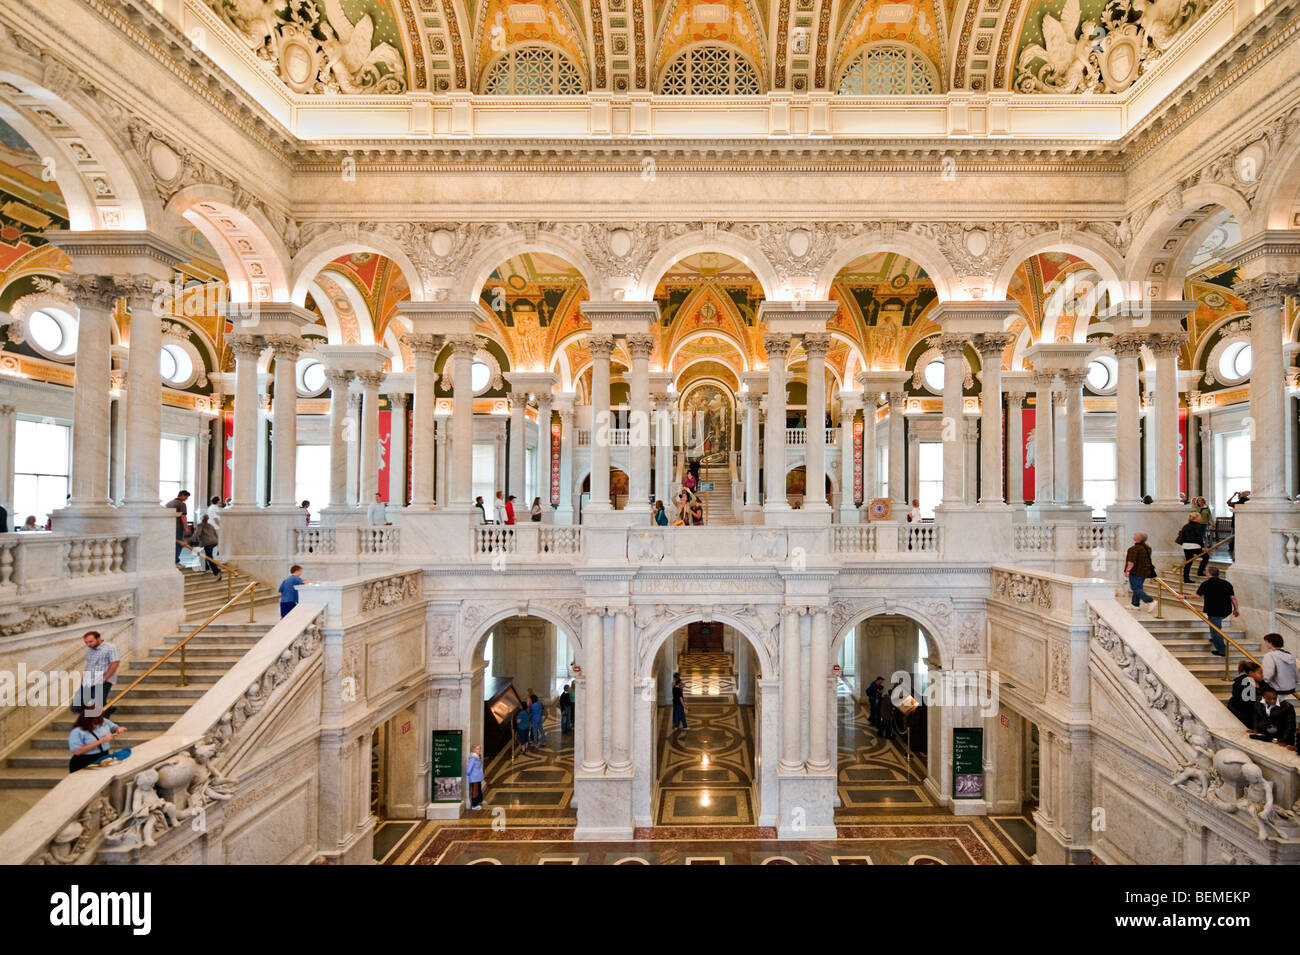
(1086, 356), (1116, 393)
(471, 359), (491, 392)
(1219, 341), (1252, 381)
(27, 309), (76, 358)
(922, 358), (946, 393)
(159, 344), (193, 385)
(298, 359), (327, 395)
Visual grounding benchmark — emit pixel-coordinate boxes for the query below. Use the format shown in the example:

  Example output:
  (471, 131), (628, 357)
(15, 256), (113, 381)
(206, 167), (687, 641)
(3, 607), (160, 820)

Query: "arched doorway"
(465, 612), (581, 815)
(634, 611), (777, 829)
(580, 466), (629, 513)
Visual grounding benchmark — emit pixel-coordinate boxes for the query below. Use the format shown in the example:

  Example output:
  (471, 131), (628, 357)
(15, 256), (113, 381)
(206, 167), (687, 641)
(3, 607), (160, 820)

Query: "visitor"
(1175, 512), (1205, 583)
(866, 675), (886, 727)
(300, 500), (312, 526)
(206, 496), (223, 555)
(494, 491), (507, 525)
(529, 692), (545, 747)
(689, 458), (701, 483)
(366, 491), (387, 525)
(466, 743), (485, 810)
(514, 703), (530, 754)
(907, 499), (920, 522)
(672, 672), (688, 731)
(1230, 662), (1263, 728)
(475, 496), (489, 523)
(192, 514), (221, 579)
(67, 711), (124, 773)
(559, 684), (573, 733)
(279, 564), (308, 618)
(1227, 490), (1250, 558)
(1123, 532), (1156, 611)
(1252, 687), (1296, 747)
(18, 515), (37, 531)
(682, 470), (697, 496)
(1194, 567), (1236, 656)
(689, 497), (704, 526)
(1141, 494), (1154, 505)
(0, 502), (8, 533)
(1261, 633), (1298, 698)
(1194, 496), (1213, 530)
(531, 497), (543, 522)
(504, 494), (516, 525)
(166, 490), (191, 565)
(75, 630), (120, 716)
(653, 500), (668, 526)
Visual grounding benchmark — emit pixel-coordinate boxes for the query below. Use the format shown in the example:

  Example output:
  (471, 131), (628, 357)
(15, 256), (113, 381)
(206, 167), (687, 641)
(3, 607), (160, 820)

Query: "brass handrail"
(176, 538), (258, 607)
(1150, 577), (1257, 681)
(1172, 534), (1235, 594)
(107, 582), (257, 708)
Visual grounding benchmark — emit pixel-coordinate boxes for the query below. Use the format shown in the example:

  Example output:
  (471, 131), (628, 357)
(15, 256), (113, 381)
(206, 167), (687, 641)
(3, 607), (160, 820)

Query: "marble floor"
(384, 658), (1037, 865)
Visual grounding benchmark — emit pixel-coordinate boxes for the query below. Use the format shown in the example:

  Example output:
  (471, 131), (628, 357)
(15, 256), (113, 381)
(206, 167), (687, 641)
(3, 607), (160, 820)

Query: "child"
(279, 564), (309, 617)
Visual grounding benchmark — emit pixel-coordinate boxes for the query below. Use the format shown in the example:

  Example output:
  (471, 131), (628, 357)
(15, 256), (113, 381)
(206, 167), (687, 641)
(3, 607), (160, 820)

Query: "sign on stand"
(952, 727), (984, 800)
(431, 729), (463, 803)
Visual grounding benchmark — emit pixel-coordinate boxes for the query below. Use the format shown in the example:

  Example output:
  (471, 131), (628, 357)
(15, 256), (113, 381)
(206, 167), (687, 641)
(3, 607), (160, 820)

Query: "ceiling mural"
(325, 252), (411, 343)
(833, 0), (945, 88)
(473, 0), (589, 86)
(0, 118), (70, 282)
(654, 0), (767, 81)
(830, 251), (937, 371)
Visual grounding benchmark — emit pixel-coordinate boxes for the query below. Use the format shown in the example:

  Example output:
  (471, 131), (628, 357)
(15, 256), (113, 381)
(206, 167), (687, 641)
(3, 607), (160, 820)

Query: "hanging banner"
(1021, 406), (1036, 503)
(550, 418), (562, 506)
(222, 409), (234, 501)
(377, 409), (391, 502)
(1178, 408), (1188, 500)
(431, 729), (463, 803)
(852, 419), (864, 503)
(953, 727), (984, 800)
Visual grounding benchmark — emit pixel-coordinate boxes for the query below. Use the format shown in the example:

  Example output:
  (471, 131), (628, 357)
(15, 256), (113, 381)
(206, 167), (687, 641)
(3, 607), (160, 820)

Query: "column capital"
(325, 368), (355, 390)
(1006, 391), (1025, 407)
(1150, 332), (1188, 356)
(1060, 368), (1089, 389)
(802, 332), (832, 359)
(762, 332), (791, 361)
(61, 273), (120, 311)
(229, 335), (266, 360)
(1111, 332), (1146, 358)
(114, 273), (162, 305)
(973, 332), (1015, 357)
(355, 370), (386, 390)
(738, 391), (761, 411)
(447, 334), (480, 359)
(886, 390), (906, 410)
(1233, 274), (1293, 312)
(938, 334), (968, 358)
(585, 333), (616, 359)
(625, 332), (656, 360)
(507, 391), (528, 410)
(1032, 369), (1056, 388)
(400, 332), (444, 358)
(265, 334), (304, 360)
(389, 391), (409, 410)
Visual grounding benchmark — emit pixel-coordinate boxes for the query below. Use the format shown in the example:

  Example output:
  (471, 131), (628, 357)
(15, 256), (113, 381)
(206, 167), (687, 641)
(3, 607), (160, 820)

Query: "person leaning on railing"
(1175, 512), (1207, 584)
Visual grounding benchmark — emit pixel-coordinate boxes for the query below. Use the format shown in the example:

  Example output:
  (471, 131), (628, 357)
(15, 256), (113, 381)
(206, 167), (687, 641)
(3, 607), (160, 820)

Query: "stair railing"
(107, 582), (257, 706)
(175, 539), (260, 619)
(1170, 534), (1235, 594)
(1150, 577), (1257, 681)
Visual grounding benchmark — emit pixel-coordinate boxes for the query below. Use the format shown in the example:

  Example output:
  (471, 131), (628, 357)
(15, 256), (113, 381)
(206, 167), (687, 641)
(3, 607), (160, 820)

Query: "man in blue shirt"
(279, 564), (307, 617)
(529, 693), (545, 748)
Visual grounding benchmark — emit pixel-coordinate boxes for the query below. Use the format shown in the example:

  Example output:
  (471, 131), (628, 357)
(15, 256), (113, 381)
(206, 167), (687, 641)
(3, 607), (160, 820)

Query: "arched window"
(482, 45), (584, 95)
(838, 44), (938, 95)
(660, 45), (761, 95)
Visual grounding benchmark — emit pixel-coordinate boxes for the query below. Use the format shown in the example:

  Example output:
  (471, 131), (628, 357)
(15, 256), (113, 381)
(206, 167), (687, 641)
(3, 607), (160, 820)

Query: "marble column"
(389, 392), (408, 506)
(779, 608), (802, 772)
(626, 333), (654, 515)
(229, 336), (265, 505)
(62, 275), (118, 507)
(434, 417), (449, 506)
(345, 393), (360, 507)
(939, 335), (967, 507)
(325, 372), (352, 510)
(121, 279), (164, 506)
(654, 395), (674, 507)
(764, 334), (791, 512)
(1113, 334), (1143, 505)
(1006, 392), (1025, 505)
(803, 333), (831, 510)
(807, 608), (831, 773)
(1153, 334), (1186, 504)
(109, 393), (126, 506)
(536, 392), (553, 520)
(0, 403), (15, 513)
(448, 336), (477, 507)
(965, 418), (980, 506)
(257, 382), (272, 506)
(1062, 369), (1088, 508)
(974, 335), (1012, 506)
(267, 336), (302, 506)
(838, 402), (857, 521)
(508, 391), (527, 500)
(556, 402), (576, 523)
(888, 391), (906, 510)
(404, 335), (440, 508)
(739, 392), (761, 517)
(356, 371), (384, 505)
(862, 396), (877, 503)
(1236, 277), (1288, 503)
(582, 610), (605, 772)
(586, 334), (615, 512)
(610, 609), (632, 772)
(1033, 372), (1056, 507)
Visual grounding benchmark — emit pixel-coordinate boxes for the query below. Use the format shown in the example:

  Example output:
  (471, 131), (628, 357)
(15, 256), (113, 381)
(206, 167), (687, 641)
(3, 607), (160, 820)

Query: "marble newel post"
(586, 333), (615, 513)
(267, 336), (303, 507)
(763, 333), (791, 514)
(61, 275), (118, 509)
(803, 333), (831, 512)
(939, 335), (967, 509)
(121, 279), (165, 507)
(230, 336), (266, 505)
(974, 334), (1012, 506)
(325, 370), (354, 511)
(626, 333), (654, 515)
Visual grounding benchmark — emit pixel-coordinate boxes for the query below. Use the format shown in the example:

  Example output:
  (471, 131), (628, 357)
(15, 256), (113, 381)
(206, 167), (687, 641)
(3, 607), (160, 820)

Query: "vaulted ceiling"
(204, 0), (1213, 96)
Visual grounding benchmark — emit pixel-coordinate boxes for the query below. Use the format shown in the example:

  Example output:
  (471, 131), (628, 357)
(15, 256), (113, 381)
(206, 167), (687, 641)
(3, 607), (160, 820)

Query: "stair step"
(0, 768), (71, 787)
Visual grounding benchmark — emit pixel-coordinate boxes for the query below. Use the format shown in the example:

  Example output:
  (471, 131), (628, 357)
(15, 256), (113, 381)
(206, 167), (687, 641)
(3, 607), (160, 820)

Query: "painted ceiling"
(200, 0), (1212, 95)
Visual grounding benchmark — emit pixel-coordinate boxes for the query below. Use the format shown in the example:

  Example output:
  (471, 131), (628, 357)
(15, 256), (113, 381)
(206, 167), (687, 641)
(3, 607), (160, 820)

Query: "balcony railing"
(293, 526), (401, 558)
(575, 428), (630, 447)
(473, 524), (585, 559)
(785, 428), (838, 446)
(0, 532), (136, 589)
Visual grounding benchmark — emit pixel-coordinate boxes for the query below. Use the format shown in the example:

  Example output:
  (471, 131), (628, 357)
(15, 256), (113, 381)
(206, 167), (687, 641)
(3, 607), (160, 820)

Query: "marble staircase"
(1133, 605), (1258, 703)
(699, 469), (738, 525)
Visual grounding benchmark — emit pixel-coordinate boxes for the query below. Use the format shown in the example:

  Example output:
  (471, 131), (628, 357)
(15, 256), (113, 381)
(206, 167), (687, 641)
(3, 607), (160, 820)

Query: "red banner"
(377, 409), (391, 501)
(1179, 407), (1188, 500)
(223, 409), (234, 501)
(1022, 406), (1036, 503)
(853, 418), (864, 503)
(550, 418), (562, 506)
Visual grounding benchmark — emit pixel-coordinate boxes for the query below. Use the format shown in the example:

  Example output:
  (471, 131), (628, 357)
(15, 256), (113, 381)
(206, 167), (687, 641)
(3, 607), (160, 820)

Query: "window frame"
(659, 43), (763, 96)
(837, 42), (940, 96)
